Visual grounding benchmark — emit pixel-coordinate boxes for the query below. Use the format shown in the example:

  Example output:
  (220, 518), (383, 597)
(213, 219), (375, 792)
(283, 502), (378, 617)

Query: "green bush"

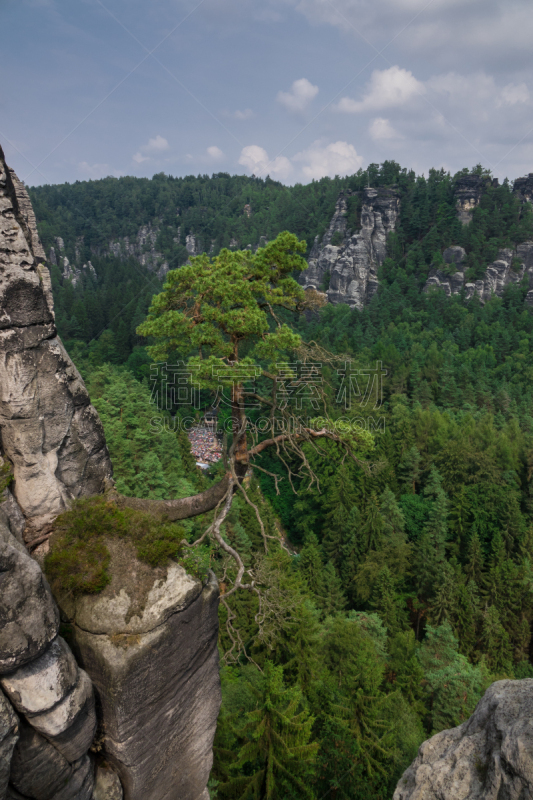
(45, 495), (189, 596)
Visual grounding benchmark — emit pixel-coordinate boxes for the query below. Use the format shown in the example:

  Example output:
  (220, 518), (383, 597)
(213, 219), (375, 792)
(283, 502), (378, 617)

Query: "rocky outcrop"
(424, 243), (533, 305)
(454, 175), (485, 224)
(57, 541), (221, 800)
(394, 679), (533, 800)
(0, 503), (97, 799)
(0, 691), (18, 798)
(300, 187), (400, 310)
(0, 144), (113, 542)
(513, 173), (533, 203)
(0, 146), (221, 800)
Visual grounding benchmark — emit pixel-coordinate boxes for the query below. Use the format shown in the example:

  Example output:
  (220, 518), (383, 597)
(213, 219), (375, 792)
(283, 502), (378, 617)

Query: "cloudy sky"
(3, 0), (533, 186)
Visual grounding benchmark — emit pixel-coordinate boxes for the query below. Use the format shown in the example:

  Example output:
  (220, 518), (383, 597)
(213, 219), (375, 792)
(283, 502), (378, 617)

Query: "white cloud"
(145, 135), (169, 152)
(78, 161), (115, 179)
(369, 117), (401, 140)
(277, 78), (319, 112)
(293, 141), (363, 180)
(234, 108), (254, 120)
(501, 82), (530, 106)
(336, 66), (424, 113)
(132, 135), (170, 164)
(238, 145), (293, 179)
(207, 146), (225, 160)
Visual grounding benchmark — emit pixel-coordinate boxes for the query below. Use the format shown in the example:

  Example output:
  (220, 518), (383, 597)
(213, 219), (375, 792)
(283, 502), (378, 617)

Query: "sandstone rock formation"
(0, 146), (221, 800)
(0, 502), (97, 799)
(0, 145), (113, 543)
(513, 172), (533, 203)
(57, 541), (221, 800)
(394, 679), (533, 800)
(454, 174), (485, 224)
(300, 187), (400, 309)
(424, 243), (533, 305)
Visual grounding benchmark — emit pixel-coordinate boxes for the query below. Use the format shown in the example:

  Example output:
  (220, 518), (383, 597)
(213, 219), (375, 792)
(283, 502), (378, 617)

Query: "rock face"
(300, 187), (400, 309)
(513, 172), (533, 203)
(454, 175), (485, 224)
(57, 540), (221, 800)
(0, 506), (97, 799)
(394, 679), (533, 800)
(0, 691), (18, 799)
(0, 147), (221, 800)
(0, 144), (113, 542)
(424, 243), (533, 305)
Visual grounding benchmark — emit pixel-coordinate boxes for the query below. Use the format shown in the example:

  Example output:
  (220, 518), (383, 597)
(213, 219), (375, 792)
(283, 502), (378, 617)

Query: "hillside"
(23, 160), (533, 799)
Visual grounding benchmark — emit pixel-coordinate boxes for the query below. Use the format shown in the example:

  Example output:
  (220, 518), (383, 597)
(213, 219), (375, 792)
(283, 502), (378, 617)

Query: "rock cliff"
(453, 175), (486, 225)
(299, 187), (400, 309)
(0, 146), (113, 543)
(57, 541), (221, 800)
(0, 145), (221, 800)
(424, 243), (533, 305)
(394, 679), (533, 800)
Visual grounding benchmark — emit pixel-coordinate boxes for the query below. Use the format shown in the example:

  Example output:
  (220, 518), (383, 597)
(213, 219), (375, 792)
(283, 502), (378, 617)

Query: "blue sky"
(3, 0), (533, 186)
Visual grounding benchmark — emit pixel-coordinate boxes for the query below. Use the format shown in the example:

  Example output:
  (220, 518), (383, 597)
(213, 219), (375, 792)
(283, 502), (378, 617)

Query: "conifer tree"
(220, 663), (318, 800)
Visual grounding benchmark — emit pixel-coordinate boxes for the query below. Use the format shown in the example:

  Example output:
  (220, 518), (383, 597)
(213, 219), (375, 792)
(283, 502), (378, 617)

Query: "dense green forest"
(35, 162), (533, 799)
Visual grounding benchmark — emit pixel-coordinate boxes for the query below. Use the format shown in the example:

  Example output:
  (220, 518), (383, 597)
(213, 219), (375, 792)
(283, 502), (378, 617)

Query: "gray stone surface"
(9, 721), (72, 800)
(424, 241), (533, 305)
(1, 638), (78, 716)
(0, 145), (113, 543)
(0, 490), (26, 546)
(0, 690), (19, 800)
(300, 187), (400, 309)
(92, 765), (123, 800)
(0, 516), (59, 674)
(393, 679), (533, 800)
(28, 669), (96, 763)
(49, 756), (94, 800)
(454, 174), (484, 224)
(60, 562), (221, 800)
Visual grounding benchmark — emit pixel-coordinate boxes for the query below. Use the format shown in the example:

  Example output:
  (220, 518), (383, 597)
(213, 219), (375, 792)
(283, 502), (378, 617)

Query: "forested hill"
(30, 161), (533, 798)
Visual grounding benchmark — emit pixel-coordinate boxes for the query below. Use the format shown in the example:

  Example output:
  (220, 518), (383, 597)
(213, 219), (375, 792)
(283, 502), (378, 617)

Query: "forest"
(33, 161), (533, 799)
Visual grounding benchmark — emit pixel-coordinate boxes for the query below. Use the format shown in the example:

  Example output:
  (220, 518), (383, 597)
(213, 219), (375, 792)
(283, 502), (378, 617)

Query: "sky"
(3, 0), (533, 187)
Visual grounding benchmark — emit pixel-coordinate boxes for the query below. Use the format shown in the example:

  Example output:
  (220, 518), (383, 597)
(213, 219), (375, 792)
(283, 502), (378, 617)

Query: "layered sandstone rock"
(424, 242), (533, 305)
(0, 506), (97, 799)
(454, 175), (485, 224)
(393, 679), (533, 800)
(57, 540), (220, 800)
(300, 187), (400, 309)
(0, 145), (113, 544)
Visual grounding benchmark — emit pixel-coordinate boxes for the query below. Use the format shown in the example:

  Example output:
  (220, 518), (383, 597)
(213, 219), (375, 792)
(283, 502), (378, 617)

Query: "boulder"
(92, 765), (123, 800)
(0, 690), (19, 799)
(9, 721), (72, 800)
(0, 517), (59, 674)
(393, 679), (533, 800)
(1, 637), (78, 716)
(57, 541), (221, 800)
(27, 669), (96, 763)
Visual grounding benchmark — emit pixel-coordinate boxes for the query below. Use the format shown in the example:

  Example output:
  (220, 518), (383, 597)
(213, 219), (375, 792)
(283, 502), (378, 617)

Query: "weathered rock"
(24, 667), (94, 755)
(454, 174), (484, 224)
(300, 187), (400, 309)
(424, 242), (533, 305)
(0, 145), (113, 542)
(9, 721), (72, 799)
(0, 489), (26, 546)
(0, 516), (59, 674)
(49, 756), (94, 800)
(394, 679), (533, 800)
(92, 765), (123, 800)
(58, 544), (221, 800)
(513, 172), (533, 203)
(0, 690), (19, 800)
(1, 637), (78, 716)
(28, 669), (96, 763)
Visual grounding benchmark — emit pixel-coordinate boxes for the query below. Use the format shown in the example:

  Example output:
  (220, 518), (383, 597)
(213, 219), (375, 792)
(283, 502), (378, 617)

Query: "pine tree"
(220, 663), (318, 800)
(398, 446), (421, 495)
(320, 561), (347, 616)
(482, 605), (513, 674)
(299, 533), (325, 600)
